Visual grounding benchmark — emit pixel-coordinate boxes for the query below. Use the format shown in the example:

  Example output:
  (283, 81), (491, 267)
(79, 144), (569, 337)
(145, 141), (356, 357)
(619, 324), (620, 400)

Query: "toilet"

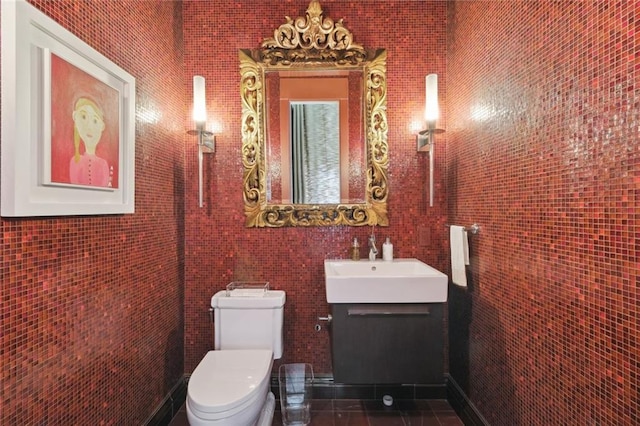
(186, 287), (286, 426)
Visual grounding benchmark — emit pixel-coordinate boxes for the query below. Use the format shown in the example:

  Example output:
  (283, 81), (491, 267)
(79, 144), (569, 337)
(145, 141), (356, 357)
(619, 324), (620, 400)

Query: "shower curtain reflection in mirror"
(290, 101), (340, 204)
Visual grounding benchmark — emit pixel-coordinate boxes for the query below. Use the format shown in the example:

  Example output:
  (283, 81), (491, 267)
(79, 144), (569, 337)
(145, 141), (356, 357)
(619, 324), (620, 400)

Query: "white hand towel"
(450, 225), (469, 287)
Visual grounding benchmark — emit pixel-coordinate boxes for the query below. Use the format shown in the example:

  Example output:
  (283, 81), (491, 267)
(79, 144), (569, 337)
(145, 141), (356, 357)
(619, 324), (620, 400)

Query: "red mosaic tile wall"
(2, 1), (185, 424)
(446, 1), (639, 425)
(182, 1), (448, 373)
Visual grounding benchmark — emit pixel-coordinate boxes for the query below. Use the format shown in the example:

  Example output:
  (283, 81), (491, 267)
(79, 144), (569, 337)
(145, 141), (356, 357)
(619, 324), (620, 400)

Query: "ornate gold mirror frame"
(240, 1), (388, 227)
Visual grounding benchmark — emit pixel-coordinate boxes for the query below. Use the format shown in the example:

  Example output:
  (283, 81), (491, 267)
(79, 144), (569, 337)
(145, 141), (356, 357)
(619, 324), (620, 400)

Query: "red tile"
(447, 1), (639, 425)
(3, 1), (185, 424)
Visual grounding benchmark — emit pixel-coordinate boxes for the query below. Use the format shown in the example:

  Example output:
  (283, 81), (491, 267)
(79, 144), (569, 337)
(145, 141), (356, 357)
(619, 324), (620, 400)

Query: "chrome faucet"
(368, 227), (378, 260)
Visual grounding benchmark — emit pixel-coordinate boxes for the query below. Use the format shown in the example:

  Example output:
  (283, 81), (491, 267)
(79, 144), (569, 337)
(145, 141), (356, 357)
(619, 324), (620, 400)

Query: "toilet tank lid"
(211, 289), (285, 308)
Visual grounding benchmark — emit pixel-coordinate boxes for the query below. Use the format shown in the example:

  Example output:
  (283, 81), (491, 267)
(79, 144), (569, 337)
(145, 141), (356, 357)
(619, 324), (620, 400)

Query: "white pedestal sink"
(324, 258), (448, 303)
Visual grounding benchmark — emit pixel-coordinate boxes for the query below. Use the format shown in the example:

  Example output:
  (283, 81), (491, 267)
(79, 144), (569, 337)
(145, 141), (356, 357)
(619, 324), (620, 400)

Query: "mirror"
(240, 0), (388, 227)
(266, 69), (366, 206)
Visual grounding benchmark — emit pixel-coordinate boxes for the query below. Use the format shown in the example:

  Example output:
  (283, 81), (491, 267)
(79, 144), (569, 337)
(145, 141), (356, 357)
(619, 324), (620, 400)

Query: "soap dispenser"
(382, 237), (393, 261)
(351, 237), (360, 261)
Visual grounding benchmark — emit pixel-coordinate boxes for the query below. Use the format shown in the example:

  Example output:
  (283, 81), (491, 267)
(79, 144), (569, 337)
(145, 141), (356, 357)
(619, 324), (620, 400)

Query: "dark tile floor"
(169, 399), (464, 425)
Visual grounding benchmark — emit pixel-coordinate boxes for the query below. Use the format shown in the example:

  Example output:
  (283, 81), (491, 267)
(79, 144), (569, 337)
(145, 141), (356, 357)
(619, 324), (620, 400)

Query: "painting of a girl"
(50, 53), (119, 189)
(69, 97), (111, 187)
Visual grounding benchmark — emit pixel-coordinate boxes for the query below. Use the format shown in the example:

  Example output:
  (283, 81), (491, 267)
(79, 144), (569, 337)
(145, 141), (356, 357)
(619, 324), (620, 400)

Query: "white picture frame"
(1, 0), (135, 216)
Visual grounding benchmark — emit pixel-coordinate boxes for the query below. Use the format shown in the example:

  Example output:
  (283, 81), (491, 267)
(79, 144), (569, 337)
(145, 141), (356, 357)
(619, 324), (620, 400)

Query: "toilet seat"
(187, 349), (273, 422)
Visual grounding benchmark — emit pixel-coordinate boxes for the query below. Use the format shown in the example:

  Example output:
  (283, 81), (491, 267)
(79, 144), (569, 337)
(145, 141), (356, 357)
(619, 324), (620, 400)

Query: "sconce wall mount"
(187, 124), (215, 153)
(416, 125), (445, 152)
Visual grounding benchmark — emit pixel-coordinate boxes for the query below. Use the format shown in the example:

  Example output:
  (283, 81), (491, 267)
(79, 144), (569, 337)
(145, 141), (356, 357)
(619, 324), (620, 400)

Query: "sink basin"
(324, 258), (448, 303)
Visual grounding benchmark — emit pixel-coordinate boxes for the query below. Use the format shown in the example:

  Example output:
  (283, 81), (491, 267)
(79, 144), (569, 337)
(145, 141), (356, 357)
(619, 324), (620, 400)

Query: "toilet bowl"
(186, 349), (273, 426)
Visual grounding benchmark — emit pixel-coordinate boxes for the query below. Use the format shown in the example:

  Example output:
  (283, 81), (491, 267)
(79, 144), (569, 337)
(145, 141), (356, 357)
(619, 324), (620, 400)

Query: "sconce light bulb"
(424, 73), (439, 123)
(193, 75), (207, 125)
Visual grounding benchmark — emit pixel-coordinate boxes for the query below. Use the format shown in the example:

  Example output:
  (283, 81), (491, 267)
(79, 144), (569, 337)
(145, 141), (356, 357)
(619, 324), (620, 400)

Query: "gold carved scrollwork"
(260, 0), (367, 67)
(366, 51), (389, 222)
(241, 1), (388, 227)
(240, 50), (263, 215)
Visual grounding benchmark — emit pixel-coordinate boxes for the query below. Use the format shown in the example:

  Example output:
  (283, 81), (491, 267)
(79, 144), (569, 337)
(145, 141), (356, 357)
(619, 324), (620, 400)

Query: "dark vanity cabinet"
(330, 303), (444, 384)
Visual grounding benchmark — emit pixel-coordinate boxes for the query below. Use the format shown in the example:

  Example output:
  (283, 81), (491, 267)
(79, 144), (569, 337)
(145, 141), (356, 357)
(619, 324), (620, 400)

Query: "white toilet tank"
(211, 288), (285, 359)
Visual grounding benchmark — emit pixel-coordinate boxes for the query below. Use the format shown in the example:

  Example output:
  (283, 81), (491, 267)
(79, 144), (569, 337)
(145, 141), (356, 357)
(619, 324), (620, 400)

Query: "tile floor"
(169, 399), (464, 425)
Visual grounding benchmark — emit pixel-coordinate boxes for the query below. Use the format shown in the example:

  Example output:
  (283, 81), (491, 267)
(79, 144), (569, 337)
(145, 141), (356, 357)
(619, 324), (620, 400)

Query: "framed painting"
(1, 0), (135, 216)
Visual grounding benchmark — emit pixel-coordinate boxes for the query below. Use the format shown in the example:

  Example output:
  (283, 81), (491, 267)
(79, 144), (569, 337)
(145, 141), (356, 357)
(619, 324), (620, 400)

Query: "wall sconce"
(416, 73), (444, 207)
(187, 75), (215, 208)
